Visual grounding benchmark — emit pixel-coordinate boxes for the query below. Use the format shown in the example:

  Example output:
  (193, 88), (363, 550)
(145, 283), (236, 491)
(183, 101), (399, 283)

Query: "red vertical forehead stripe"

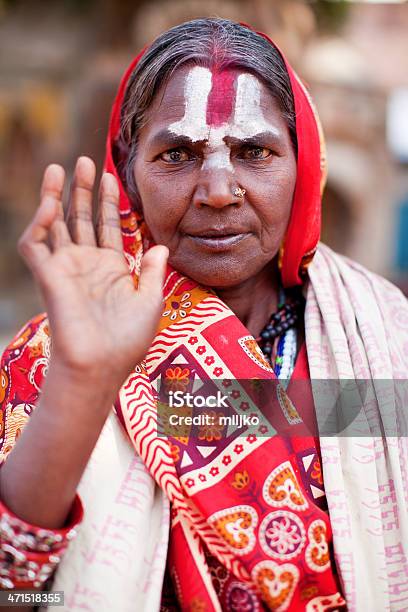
(206, 70), (237, 127)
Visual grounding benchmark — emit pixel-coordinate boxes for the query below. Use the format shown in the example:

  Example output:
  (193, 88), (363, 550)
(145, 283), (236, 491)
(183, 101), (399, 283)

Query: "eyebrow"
(147, 128), (283, 151)
(148, 129), (207, 150)
(225, 131), (283, 147)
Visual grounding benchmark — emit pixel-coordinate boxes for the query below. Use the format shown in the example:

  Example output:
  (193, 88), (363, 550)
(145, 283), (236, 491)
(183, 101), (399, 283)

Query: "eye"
(160, 148), (193, 163)
(242, 146), (272, 160)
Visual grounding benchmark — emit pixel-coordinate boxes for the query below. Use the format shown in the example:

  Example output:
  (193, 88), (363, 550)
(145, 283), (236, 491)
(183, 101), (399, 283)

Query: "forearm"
(0, 361), (117, 529)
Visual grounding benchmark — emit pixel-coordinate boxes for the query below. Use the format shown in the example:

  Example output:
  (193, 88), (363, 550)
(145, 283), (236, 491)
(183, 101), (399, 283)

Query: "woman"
(0, 18), (407, 612)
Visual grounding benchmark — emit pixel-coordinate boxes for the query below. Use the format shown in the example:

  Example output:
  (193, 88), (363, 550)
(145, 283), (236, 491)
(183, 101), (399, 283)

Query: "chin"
(171, 257), (269, 289)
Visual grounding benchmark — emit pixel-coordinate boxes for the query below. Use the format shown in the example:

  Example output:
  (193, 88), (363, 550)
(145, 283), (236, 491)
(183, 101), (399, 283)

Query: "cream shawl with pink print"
(35, 243), (408, 612)
(306, 243), (408, 611)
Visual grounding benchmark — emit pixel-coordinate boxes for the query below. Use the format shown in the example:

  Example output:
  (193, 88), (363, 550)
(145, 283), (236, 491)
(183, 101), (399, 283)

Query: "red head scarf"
(104, 28), (327, 288)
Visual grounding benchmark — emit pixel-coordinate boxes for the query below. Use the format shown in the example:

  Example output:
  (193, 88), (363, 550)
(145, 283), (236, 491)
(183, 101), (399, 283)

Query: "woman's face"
(133, 65), (297, 288)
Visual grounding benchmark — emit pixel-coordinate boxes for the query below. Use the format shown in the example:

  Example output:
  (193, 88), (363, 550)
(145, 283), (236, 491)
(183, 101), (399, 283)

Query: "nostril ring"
(233, 187), (246, 198)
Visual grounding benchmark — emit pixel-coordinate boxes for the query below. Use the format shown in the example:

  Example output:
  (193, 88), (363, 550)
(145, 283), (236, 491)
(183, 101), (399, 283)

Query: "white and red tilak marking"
(169, 66), (279, 171)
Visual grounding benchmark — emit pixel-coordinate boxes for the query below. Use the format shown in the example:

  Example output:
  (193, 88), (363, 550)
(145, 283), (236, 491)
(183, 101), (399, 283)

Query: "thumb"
(138, 245), (169, 297)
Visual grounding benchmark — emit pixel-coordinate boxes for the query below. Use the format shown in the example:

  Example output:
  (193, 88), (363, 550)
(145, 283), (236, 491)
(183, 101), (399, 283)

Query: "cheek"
(244, 161), (297, 229)
(133, 164), (191, 243)
(274, 165), (297, 222)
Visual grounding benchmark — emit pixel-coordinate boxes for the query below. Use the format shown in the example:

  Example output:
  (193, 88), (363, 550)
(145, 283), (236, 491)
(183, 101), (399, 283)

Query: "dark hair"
(116, 18), (297, 209)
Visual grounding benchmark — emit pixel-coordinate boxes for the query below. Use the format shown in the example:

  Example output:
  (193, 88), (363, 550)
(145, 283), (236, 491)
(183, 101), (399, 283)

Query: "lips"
(185, 228), (251, 251)
(187, 227), (248, 237)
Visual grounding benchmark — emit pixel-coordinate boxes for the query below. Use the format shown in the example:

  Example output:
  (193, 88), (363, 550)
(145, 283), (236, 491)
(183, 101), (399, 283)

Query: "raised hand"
(18, 156), (168, 390)
(0, 156), (169, 531)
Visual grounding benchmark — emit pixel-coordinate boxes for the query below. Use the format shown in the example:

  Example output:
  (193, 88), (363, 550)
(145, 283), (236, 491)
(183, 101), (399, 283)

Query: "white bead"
(277, 326), (297, 381)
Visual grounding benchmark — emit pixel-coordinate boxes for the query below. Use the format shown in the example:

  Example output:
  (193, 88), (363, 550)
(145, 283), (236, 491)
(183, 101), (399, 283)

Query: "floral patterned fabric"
(0, 318), (84, 589)
(0, 320), (344, 610)
(158, 344), (344, 611)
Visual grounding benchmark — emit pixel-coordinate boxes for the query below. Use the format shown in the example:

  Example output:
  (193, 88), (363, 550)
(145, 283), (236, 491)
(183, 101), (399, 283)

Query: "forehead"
(145, 65), (286, 127)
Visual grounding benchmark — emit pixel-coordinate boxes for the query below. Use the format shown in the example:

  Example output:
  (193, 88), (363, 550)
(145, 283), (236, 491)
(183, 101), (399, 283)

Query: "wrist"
(43, 359), (120, 407)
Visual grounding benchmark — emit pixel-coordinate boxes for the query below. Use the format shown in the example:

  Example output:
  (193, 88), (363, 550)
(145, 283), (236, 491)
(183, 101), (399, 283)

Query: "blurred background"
(1, 0), (408, 347)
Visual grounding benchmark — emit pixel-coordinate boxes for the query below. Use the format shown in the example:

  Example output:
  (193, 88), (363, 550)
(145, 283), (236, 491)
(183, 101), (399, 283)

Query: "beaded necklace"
(255, 289), (304, 385)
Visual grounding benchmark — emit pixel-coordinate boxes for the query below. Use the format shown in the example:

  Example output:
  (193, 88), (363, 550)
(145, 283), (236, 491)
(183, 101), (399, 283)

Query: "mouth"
(186, 231), (251, 251)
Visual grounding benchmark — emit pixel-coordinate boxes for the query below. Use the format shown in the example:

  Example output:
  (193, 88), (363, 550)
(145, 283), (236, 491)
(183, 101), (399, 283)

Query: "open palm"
(18, 157), (168, 388)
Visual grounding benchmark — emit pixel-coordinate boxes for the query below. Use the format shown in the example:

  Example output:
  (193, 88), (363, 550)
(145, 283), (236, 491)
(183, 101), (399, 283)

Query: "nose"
(192, 168), (243, 209)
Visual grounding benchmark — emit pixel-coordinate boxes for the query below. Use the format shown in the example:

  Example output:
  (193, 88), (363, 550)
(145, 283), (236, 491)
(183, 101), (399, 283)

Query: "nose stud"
(233, 187), (246, 198)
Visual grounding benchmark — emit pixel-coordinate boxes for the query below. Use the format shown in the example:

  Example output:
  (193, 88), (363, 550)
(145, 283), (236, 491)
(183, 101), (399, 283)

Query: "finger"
(18, 194), (58, 278)
(138, 245), (169, 299)
(66, 156), (97, 246)
(96, 172), (123, 252)
(41, 164), (72, 249)
(40, 163), (65, 201)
